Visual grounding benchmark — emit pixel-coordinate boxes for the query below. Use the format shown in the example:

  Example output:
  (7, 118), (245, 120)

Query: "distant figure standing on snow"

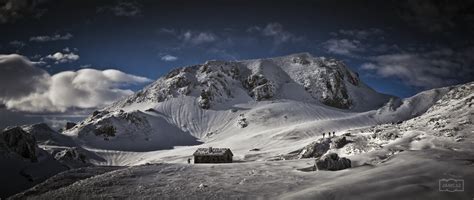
(333, 132), (336, 137)
(323, 133), (325, 138)
(187, 158), (191, 164)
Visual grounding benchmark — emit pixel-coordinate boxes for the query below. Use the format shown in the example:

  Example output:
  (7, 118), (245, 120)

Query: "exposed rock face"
(54, 147), (86, 164)
(293, 55), (359, 109)
(1, 127), (37, 162)
(21, 123), (55, 142)
(331, 136), (349, 149)
(315, 153), (351, 171)
(300, 136), (351, 158)
(95, 125), (116, 137)
(300, 138), (331, 158)
(237, 114), (249, 128)
(65, 122), (77, 130)
(198, 89), (212, 109)
(244, 73), (276, 101)
(372, 130), (400, 140)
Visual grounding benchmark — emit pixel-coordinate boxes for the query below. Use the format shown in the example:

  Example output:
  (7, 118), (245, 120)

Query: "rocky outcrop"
(1, 126), (37, 162)
(95, 125), (116, 138)
(300, 138), (331, 158)
(54, 147), (86, 164)
(198, 89), (212, 109)
(64, 122), (77, 130)
(21, 123), (55, 142)
(300, 136), (352, 158)
(372, 130), (400, 140)
(331, 136), (350, 149)
(315, 153), (351, 171)
(243, 73), (276, 101)
(237, 114), (249, 128)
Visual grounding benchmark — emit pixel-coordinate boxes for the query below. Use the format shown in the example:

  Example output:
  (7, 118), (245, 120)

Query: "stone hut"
(193, 147), (233, 163)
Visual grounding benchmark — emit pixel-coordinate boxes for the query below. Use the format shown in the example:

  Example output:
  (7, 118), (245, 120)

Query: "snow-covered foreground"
(11, 145), (474, 199)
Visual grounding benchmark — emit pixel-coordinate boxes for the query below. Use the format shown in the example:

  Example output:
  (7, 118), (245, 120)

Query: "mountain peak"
(107, 53), (390, 112)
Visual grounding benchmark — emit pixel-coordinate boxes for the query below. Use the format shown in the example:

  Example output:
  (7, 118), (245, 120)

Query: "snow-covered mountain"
(64, 53), (394, 152)
(108, 52), (389, 111)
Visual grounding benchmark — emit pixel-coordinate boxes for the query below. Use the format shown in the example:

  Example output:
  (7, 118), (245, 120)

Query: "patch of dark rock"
(315, 153), (351, 171)
(64, 122), (76, 130)
(1, 127), (37, 162)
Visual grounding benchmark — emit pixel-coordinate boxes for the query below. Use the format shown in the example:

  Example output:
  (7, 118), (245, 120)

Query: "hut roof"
(193, 147), (233, 156)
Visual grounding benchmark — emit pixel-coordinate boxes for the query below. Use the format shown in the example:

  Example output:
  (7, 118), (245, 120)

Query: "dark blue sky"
(1, 0), (474, 98)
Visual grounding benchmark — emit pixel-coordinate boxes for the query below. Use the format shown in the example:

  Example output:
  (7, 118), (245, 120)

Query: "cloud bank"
(0, 54), (152, 112)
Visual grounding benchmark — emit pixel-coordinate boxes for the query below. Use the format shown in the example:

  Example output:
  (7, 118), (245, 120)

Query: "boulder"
(1, 126), (37, 162)
(315, 153), (351, 171)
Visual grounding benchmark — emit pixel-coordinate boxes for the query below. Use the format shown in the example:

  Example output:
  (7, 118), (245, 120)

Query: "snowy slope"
(63, 53), (394, 155)
(14, 82), (474, 200)
(58, 54), (474, 167)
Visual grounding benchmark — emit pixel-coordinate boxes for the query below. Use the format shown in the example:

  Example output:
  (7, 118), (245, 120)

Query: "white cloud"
(181, 31), (217, 45)
(30, 33), (73, 42)
(323, 39), (363, 56)
(0, 54), (50, 100)
(0, 54), (152, 112)
(46, 52), (79, 64)
(161, 54), (178, 61)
